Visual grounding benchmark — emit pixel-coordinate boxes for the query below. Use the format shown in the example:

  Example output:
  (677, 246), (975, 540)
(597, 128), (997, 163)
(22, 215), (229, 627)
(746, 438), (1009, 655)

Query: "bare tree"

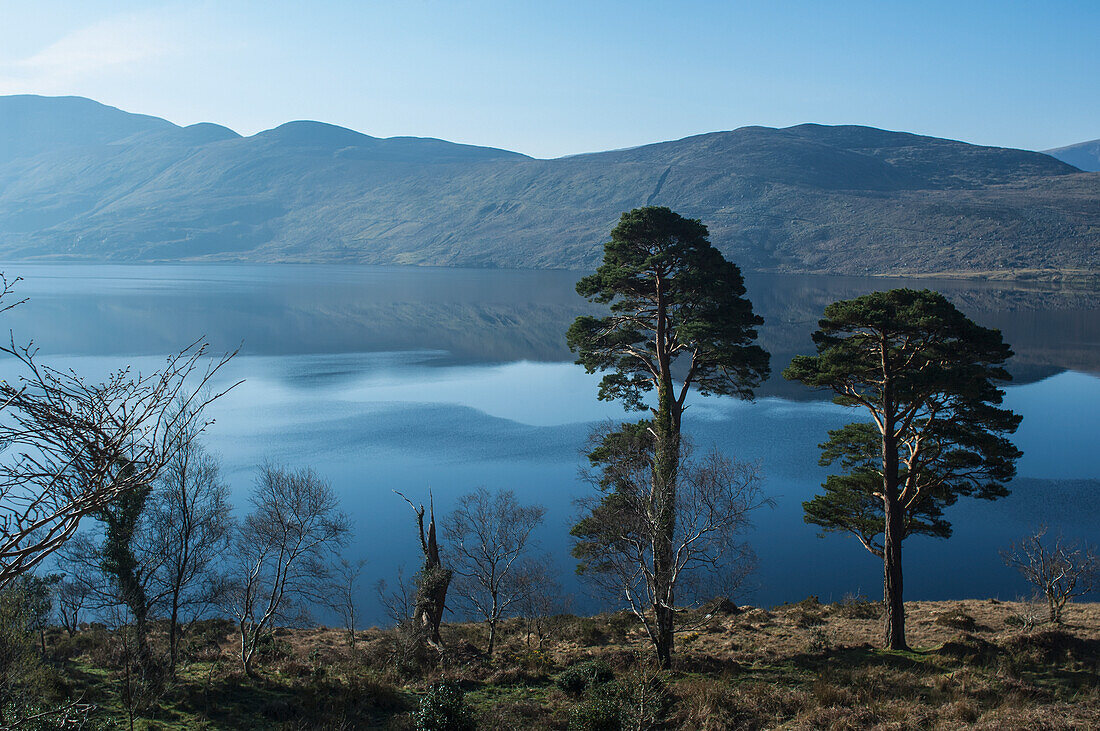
(396, 491), (451, 652)
(227, 463), (349, 676)
(328, 557), (367, 649)
(0, 331), (237, 589)
(572, 422), (770, 664)
(144, 434), (233, 675)
(58, 491), (166, 673)
(57, 422), (233, 676)
(376, 565), (416, 627)
(514, 554), (568, 649)
(103, 603), (163, 731)
(55, 576), (90, 636)
(1001, 527), (1099, 624)
(444, 487), (546, 657)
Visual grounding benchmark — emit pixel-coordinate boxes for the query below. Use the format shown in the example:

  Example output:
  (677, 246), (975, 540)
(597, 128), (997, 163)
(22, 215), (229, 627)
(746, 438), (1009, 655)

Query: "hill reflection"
(4, 264), (1097, 398)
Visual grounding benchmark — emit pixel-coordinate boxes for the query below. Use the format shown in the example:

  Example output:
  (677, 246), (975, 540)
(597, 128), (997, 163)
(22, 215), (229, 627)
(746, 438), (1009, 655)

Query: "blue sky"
(0, 0), (1096, 158)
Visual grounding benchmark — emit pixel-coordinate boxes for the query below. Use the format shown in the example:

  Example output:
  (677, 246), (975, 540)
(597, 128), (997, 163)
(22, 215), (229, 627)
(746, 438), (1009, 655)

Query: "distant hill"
(1045, 139), (1100, 172)
(0, 95), (1096, 277)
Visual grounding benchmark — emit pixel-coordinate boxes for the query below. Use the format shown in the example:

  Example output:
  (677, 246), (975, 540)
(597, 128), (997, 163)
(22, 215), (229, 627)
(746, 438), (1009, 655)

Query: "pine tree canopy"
(783, 288), (1023, 552)
(566, 206), (769, 412)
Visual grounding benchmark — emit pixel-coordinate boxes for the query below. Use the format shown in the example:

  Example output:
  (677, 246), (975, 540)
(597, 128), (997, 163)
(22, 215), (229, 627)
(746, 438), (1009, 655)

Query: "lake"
(4, 262), (1099, 625)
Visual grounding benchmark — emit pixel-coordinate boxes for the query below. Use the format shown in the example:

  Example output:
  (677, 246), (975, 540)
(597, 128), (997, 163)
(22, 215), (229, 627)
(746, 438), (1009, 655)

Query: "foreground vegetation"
(14, 598), (1099, 729)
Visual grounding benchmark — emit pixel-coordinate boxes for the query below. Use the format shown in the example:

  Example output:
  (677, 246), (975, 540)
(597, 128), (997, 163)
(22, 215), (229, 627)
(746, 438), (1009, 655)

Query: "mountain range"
(0, 95), (1096, 277)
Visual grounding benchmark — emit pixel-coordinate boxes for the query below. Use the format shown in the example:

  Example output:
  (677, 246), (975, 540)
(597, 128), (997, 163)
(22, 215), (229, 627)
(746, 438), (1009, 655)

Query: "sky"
(0, 0), (1096, 159)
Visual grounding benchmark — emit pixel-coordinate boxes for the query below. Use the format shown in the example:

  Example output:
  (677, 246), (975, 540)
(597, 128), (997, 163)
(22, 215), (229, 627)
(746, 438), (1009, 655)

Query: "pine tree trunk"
(651, 372), (680, 670)
(880, 385), (908, 652)
(882, 496), (908, 651)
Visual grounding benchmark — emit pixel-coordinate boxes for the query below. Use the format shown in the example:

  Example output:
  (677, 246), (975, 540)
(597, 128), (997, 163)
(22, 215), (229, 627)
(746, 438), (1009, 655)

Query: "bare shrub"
(1001, 527), (1098, 624)
(573, 425), (771, 667)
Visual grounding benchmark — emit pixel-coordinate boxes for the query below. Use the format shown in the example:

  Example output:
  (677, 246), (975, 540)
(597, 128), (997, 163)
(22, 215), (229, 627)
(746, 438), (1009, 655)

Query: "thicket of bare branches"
(376, 565), (416, 627)
(55, 576), (90, 636)
(444, 487), (546, 656)
(328, 557), (367, 649)
(0, 327), (236, 589)
(1002, 527), (1099, 624)
(514, 554), (568, 649)
(227, 463), (349, 676)
(146, 434), (233, 673)
(58, 432), (233, 678)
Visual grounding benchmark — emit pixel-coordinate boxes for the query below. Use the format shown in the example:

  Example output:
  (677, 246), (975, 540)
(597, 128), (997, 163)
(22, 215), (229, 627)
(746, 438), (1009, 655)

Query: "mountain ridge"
(0, 95), (1096, 278)
(1045, 139), (1100, 172)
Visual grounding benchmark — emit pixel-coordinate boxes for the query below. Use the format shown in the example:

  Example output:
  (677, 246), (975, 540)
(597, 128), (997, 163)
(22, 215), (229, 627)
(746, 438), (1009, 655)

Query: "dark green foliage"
(785, 288), (1022, 553)
(567, 206), (768, 412)
(557, 659), (615, 696)
(568, 683), (622, 731)
(6, 574), (60, 649)
(0, 578), (67, 726)
(571, 421), (653, 579)
(96, 463), (154, 629)
(566, 668), (672, 731)
(804, 423), (957, 545)
(414, 680), (476, 731)
(784, 288), (1022, 650)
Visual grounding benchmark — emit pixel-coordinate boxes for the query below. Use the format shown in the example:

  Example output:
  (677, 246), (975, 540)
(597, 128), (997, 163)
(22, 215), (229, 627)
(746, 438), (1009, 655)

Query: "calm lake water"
(4, 263), (1099, 624)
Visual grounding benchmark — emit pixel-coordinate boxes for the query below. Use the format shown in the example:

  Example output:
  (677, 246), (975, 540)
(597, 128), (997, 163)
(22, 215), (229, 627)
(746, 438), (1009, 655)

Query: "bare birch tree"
(227, 463), (349, 676)
(514, 554), (568, 649)
(573, 423), (770, 663)
(328, 557), (367, 649)
(444, 487), (545, 657)
(55, 576), (90, 636)
(144, 435), (233, 674)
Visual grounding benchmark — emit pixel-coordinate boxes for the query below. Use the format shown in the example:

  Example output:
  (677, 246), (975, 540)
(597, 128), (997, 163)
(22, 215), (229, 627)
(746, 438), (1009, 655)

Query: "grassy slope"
(41, 598), (1100, 729)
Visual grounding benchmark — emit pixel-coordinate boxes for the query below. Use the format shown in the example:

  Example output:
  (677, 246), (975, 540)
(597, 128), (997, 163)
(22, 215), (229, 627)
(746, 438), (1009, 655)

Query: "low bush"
(557, 659), (615, 696)
(831, 594), (883, 620)
(568, 683), (622, 731)
(935, 609), (978, 631)
(414, 680), (475, 731)
(576, 619), (610, 647)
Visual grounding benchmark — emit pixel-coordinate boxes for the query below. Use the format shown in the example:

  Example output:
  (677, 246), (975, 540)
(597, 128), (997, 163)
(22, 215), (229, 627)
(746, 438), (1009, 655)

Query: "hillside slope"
(1046, 139), (1100, 172)
(0, 96), (1097, 276)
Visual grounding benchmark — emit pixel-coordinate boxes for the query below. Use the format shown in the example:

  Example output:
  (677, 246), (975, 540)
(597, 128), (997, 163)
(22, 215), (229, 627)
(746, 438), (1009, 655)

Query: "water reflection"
(5, 263), (1099, 397)
(3, 263), (1097, 623)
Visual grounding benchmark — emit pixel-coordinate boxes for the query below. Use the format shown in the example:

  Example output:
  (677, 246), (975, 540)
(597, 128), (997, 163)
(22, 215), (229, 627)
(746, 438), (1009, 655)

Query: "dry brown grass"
(45, 599), (1100, 729)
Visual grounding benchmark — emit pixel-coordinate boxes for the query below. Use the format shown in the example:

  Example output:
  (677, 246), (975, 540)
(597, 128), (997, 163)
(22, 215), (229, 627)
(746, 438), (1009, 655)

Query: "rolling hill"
(0, 95), (1096, 277)
(1045, 139), (1100, 172)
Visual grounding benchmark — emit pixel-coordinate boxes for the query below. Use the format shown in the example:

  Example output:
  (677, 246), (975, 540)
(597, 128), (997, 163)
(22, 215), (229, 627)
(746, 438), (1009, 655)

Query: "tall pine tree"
(567, 206), (768, 667)
(784, 289), (1022, 650)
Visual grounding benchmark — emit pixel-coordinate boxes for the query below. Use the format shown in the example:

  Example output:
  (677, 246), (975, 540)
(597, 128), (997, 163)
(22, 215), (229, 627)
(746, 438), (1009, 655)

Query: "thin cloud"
(0, 9), (188, 93)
